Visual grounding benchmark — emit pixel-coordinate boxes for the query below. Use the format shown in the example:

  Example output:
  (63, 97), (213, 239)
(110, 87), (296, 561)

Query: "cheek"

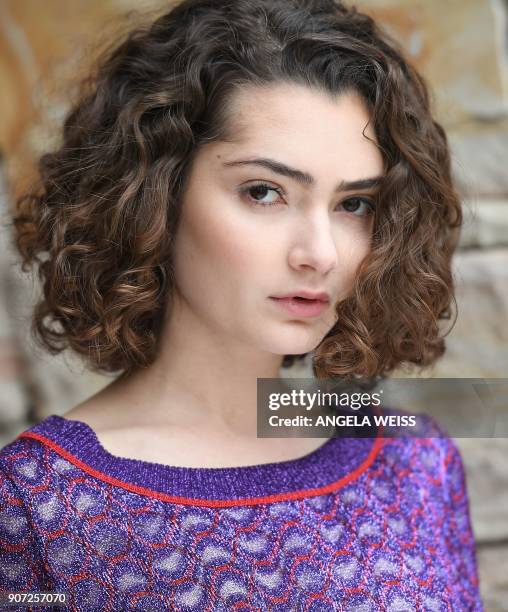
(337, 232), (372, 289)
(176, 202), (269, 284)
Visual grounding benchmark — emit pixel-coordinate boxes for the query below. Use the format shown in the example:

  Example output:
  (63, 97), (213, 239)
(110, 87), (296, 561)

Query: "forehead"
(211, 82), (384, 180)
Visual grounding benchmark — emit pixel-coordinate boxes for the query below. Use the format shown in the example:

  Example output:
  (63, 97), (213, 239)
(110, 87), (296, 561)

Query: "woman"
(0, 0), (482, 609)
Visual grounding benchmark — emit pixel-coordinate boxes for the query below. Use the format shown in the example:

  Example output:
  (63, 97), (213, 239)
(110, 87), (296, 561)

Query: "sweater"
(0, 414), (483, 611)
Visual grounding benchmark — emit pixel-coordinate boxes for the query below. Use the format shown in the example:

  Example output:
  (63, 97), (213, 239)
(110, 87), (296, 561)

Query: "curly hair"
(12, 0), (462, 379)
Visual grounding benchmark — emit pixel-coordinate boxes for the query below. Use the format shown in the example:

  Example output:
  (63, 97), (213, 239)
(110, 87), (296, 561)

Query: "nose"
(287, 212), (338, 275)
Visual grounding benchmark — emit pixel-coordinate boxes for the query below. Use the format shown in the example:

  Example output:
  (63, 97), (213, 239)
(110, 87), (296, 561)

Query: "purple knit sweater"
(0, 414), (482, 611)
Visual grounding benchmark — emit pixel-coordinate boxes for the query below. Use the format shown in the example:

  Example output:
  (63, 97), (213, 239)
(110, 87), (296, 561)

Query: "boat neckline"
(20, 414), (382, 505)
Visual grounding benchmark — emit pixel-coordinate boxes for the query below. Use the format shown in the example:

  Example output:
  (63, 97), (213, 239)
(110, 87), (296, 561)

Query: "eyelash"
(239, 182), (376, 216)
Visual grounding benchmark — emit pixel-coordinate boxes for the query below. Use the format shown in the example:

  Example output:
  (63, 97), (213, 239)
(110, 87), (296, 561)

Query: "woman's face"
(169, 83), (384, 361)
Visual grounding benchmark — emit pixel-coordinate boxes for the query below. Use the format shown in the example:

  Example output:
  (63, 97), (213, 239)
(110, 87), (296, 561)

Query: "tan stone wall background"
(0, 1), (507, 608)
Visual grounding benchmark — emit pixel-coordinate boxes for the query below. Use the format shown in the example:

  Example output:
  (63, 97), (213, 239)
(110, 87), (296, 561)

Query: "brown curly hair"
(11, 0), (461, 380)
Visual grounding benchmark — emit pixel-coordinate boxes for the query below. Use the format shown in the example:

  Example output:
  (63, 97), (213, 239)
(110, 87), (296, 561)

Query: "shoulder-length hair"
(12, 0), (461, 379)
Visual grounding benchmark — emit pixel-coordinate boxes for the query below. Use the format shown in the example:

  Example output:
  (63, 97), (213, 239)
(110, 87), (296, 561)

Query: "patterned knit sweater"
(0, 414), (482, 611)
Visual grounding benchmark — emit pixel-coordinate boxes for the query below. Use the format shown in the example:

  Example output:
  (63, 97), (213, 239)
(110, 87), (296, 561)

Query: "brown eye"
(339, 197), (376, 216)
(240, 183), (284, 206)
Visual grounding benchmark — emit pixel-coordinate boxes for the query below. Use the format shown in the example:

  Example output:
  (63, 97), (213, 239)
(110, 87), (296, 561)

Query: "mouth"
(291, 296), (327, 303)
(269, 296), (329, 317)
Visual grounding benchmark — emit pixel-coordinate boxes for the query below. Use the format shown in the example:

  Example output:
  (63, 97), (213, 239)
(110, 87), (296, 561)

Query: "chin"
(251, 319), (328, 357)
(263, 336), (323, 359)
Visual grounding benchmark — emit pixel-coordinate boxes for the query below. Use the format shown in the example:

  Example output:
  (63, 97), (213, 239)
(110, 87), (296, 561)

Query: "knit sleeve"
(0, 466), (49, 591)
(440, 436), (483, 610)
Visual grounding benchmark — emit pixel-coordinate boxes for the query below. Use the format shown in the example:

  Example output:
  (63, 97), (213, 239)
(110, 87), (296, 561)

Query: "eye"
(240, 182), (284, 207)
(239, 182), (376, 217)
(338, 197), (376, 217)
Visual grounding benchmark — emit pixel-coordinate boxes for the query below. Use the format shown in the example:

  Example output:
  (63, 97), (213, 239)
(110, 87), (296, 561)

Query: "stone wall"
(0, 1), (507, 608)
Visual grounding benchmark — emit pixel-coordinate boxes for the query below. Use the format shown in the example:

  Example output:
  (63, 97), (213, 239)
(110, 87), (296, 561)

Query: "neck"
(108, 300), (286, 438)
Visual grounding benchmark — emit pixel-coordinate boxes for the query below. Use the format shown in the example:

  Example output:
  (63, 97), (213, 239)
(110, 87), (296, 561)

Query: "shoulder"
(0, 422), (67, 589)
(62, 382), (147, 439)
(377, 410), (469, 499)
(0, 429), (47, 550)
(0, 436), (40, 530)
(62, 394), (120, 434)
(0, 416), (85, 498)
(0, 420), (54, 490)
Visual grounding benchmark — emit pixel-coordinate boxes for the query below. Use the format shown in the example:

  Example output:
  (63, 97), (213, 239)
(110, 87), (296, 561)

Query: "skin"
(65, 82), (384, 467)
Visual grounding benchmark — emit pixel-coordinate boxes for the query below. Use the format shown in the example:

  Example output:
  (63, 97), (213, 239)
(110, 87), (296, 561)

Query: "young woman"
(0, 0), (482, 609)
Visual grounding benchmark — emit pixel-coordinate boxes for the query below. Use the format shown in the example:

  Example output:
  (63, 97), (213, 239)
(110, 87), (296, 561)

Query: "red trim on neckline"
(19, 430), (386, 508)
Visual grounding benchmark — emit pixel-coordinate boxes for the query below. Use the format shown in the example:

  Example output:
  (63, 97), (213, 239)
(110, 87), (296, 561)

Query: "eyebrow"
(222, 157), (383, 192)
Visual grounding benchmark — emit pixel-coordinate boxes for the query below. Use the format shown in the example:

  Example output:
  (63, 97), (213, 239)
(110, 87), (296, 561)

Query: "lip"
(271, 290), (330, 302)
(269, 296), (329, 318)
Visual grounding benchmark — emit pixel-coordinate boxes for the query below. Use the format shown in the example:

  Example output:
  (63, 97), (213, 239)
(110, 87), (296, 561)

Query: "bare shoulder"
(63, 376), (138, 435)
(63, 400), (113, 434)
(62, 384), (199, 465)
(63, 396), (168, 462)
